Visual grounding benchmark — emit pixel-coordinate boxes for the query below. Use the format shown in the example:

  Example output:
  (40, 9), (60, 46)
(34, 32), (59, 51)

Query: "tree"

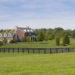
(37, 31), (44, 41)
(56, 36), (60, 46)
(44, 33), (48, 41)
(63, 34), (70, 46)
(72, 30), (75, 38)
(48, 34), (53, 40)
(25, 36), (31, 42)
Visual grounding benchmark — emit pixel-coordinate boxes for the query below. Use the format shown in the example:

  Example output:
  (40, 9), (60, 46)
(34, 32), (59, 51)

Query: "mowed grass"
(1, 39), (75, 48)
(0, 52), (75, 75)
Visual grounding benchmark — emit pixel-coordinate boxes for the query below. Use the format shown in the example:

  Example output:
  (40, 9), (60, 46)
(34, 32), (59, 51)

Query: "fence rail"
(0, 48), (75, 53)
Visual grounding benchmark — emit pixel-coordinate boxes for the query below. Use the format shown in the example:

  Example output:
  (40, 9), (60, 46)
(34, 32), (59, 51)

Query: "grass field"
(0, 52), (75, 75)
(1, 39), (75, 48)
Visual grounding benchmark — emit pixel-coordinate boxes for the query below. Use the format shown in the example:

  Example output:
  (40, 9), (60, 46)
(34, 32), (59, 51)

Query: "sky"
(0, 0), (75, 30)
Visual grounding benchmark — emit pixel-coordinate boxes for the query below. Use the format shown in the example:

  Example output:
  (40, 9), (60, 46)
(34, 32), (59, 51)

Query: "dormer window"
(31, 30), (33, 32)
(27, 30), (30, 32)
(24, 30), (26, 32)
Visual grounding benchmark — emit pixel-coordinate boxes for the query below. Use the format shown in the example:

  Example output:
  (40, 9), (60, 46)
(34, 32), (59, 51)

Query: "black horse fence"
(0, 48), (75, 53)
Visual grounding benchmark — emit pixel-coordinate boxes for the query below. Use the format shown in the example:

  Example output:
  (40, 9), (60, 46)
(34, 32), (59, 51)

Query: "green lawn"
(1, 39), (75, 48)
(0, 52), (75, 75)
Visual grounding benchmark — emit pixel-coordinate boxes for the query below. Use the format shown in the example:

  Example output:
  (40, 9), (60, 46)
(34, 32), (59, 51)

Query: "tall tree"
(72, 30), (75, 38)
(55, 34), (60, 46)
(63, 34), (70, 46)
(37, 31), (44, 41)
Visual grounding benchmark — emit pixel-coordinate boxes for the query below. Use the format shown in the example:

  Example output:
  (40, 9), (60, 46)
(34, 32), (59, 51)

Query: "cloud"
(0, 0), (75, 29)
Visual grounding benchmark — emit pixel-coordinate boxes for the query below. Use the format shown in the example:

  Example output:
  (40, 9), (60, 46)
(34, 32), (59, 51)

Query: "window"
(0, 33), (2, 37)
(4, 33), (7, 37)
(30, 30), (33, 32)
(27, 30), (30, 32)
(8, 33), (12, 37)
(24, 30), (26, 32)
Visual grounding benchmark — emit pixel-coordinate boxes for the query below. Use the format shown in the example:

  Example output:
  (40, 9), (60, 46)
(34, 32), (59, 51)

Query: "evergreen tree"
(72, 30), (75, 38)
(37, 31), (44, 41)
(56, 36), (60, 46)
(63, 34), (70, 46)
(44, 33), (48, 41)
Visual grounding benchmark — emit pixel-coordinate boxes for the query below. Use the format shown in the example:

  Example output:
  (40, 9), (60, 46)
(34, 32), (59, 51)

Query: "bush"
(25, 36), (31, 42)
(3, 38), (7, 44)
(10, 39), (18, 43)
(22, 38), (26, 42)
(0, 41), (3, 46)
(10, 40), (15, 43)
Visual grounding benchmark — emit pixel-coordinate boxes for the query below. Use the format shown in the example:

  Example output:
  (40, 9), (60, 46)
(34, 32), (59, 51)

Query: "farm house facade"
(0, 26), (37, 43)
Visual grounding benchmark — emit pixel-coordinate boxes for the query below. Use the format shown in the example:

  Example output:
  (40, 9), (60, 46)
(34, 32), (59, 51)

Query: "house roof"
(17, 26), (34, 33)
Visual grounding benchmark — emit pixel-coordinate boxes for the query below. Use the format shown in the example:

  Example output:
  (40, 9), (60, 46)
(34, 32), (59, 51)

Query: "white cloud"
(0, 0), (75, 29)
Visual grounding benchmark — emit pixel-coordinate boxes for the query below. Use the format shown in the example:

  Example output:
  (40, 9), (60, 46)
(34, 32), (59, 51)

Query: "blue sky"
(0, 0), (75, 29)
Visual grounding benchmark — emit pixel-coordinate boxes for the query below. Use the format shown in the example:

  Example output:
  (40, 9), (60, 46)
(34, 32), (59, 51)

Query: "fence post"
(61, 48), (63, 53)
(17, 48), (19, 53)
(56, 48), (58, 53)
(12, 48), (14, 53)
(50, 48), (52, 53)
(38, 48), (40, 53)
(8, 48), (10, 53)
(33, 48), (35, 53)
(22, 48), (24, 53)
(28, 49), (29, 53)
(68, 48), (70, 52)
(44, 49), (46, 54)
(72, 48), (74, 52)
(0, 48), (1, 52)
(4, 48), (5, 53)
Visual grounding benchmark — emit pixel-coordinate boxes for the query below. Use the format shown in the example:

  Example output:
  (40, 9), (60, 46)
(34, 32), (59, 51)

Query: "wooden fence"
(0, 48), (75, 53)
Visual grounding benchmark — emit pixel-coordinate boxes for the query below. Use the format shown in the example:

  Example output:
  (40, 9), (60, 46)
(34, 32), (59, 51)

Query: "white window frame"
(4, 33), (7, 37)
(0, 33), (2, 37)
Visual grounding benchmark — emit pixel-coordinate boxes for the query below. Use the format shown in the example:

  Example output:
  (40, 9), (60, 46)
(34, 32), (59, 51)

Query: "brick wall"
(17, 29), (25, 38)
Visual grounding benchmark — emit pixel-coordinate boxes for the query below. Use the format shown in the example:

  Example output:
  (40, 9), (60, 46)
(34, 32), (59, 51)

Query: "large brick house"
(15, 26), (37, 41)
(0, 26), (37, 43)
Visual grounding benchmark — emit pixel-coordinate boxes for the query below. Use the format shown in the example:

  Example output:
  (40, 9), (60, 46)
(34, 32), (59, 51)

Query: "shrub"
(25, 36), (31, 42)
(10, 39), (18, 43)
(22, 37), (26, 42)
(0, 41), (3, 46)
(3, 38), (7, 44)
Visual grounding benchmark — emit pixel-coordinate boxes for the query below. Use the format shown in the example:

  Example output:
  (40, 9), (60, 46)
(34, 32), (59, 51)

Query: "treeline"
(0, 29), (11, 33)
(34, 27), (75, 46)
(35, 27), (75, 40)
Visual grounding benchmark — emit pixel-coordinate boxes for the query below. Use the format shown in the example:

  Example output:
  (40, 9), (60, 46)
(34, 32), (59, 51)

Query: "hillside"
(1, 39), (75, 48)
